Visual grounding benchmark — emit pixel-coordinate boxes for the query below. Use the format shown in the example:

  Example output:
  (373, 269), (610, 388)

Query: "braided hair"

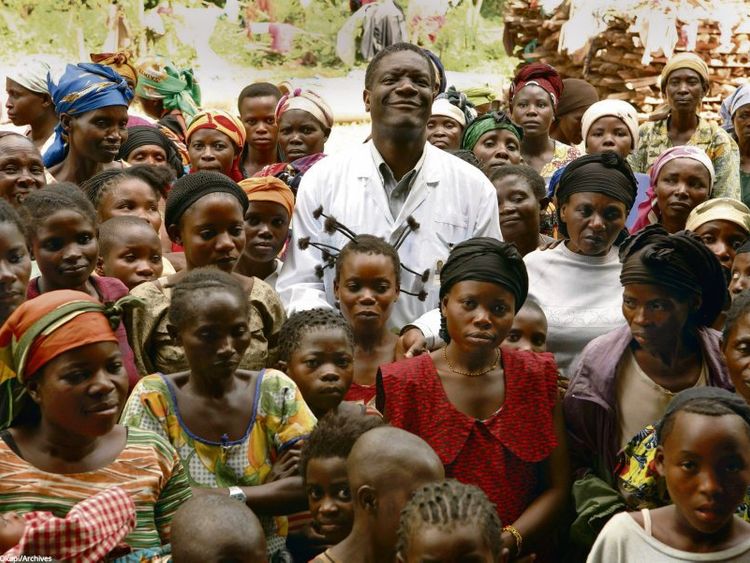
(335, 234), (401, 287)
(278, 308), (353, 363)
(396, 480), (502, 561)
(168, 268), (248, 329)
(81, 164), (173, 210)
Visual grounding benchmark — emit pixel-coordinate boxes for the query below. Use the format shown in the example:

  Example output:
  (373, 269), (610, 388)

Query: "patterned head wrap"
(620, 224), (728, 327)
(0, 290), (140, 429)
(461, 111), (523, 151)
(660, 52), (710, 93)
(581, 99), (640, 151)
(685, 198), (750, 235)
(275, 88), (334, 130)
(43, 63), (133, 168)
(6, 57), (55, 95)
(238, 177), (295, 218)
(186, 110), (247, 182)
(509, 63), (564, 110)
(630, 146), (715, 233)
(720, 83), (750, 133)
(135, 56), (201, 118)
(90, 51), (138, 89)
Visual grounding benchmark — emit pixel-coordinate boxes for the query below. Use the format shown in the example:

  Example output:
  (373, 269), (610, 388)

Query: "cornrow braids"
(396, 480), (503, 562)
(300, 410), (384, 484)
(335, 234), (401, 287)
(278, 308), (353, 363)
(82, 164), (172, 210)
(20, 183), (97, 241)
(167, 267), (248, 329)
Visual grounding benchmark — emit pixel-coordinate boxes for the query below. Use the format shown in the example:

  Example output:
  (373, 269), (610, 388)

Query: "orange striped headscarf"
(238, 177), (295, 218)
(186, 110), (247, 182)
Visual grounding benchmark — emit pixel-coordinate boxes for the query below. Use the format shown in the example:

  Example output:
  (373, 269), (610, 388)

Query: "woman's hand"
(267, 445), (302, 482)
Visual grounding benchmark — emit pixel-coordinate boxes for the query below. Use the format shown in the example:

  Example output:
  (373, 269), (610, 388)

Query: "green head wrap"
(461, 111), (523, 151)
(135, 57), (201, 118)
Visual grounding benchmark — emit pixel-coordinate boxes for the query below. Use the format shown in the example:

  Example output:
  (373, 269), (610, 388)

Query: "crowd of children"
(0, 39), (750, 563)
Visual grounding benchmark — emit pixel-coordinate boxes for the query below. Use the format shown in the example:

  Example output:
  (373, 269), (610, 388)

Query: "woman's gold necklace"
(443, 346), (500, 377)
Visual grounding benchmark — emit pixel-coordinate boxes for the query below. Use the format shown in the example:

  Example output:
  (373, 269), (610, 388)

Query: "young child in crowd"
(299, 411), (384, 550)
(333, 235), (400, 405)
(170, 494), (268, 563)
(311, 426), (445, 563)
(97, 216), (164, 291)
(277, 308), (357, 418)
(590, 387), (750, 562)
(20, 183), (139, 388)
(396, 480), (507, 563)
(502, 299), (548, 353)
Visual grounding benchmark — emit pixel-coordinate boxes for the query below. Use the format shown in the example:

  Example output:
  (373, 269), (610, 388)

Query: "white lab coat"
(276, 140), (502, 330)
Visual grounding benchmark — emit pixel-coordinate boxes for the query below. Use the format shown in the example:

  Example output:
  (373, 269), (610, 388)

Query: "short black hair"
(490, 164), (546, 201)
(335, 234), (401, 287)
(724, 289), (750, 344)
(81, 164), (172, 210)
(364, 42), (434, 91)
(447, 149), (482, 170)
(300, 410), (385, 484)
(20, 183), (97, 241)
(657, 393), (750, 446)
(168, 268), (248, 330)
(278, 308), (353, 363)
(0, 199), (27, 237)
(397, 480), (503, 562)
(98, 215), (160, 258)
(237, 82), (283, 111)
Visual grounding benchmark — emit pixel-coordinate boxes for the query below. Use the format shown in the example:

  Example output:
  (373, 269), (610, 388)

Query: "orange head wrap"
(90, 51), (138, 90)
(238, 177), (295, 218)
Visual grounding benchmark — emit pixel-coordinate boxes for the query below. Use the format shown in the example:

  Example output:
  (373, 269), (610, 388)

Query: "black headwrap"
(619, 224), (729, 327)
(165, 171), (248, 230)
(655, 387), (750, 445)
(439, 238), (528, 307)
(118, 125), (184, 178)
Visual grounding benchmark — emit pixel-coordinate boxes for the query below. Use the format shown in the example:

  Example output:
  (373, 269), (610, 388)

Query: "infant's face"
(0, 512), (26, 552)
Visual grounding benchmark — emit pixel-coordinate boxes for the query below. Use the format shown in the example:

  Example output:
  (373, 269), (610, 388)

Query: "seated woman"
(378, 237), (569, 561)
(0, 290), (191, 554)
(685, 198), (750, 271)
(122, 268), (315, 560)
(135, 57), (201, 165)
(127, 171), (285, 375)
(118, 125), (185, 179)
(44, 63), (132, 185)
(549, 78), (599, 147)
(628, 52), (740, 200)
(0, 133), (46, 207)
(564, 225), (733, 546)
(186, 109), (247, 183)
(427, 87), (474, 152)
(525, 152), (637, 375)
(580, 99), (649, 228)
(256, 89), (333, 193)
(461, 111), (523, 177)
(630, 145), (715, 234)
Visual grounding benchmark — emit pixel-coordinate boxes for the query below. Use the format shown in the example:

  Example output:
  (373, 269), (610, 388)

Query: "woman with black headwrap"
(118, 125), (185, 178)
(563, 224), (733, 550)
(525, 152), (638, 375)
(378, 237), (570, 561)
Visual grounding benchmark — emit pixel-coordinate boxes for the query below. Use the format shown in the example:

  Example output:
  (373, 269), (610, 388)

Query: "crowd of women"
(1, 41), (750, 562)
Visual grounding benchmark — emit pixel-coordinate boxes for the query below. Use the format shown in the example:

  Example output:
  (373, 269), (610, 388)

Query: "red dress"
(376, 349), (558, 525)
(344, 381), (376, 404)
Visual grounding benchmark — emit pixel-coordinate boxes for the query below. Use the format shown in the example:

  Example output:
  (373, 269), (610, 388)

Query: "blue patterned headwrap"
(43, 63), (133, 168)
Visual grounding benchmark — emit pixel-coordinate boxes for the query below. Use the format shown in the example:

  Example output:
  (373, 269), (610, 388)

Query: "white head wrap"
(430, 97), (467, 127)
(6, 57), (59, 95)
(685, 198), (750, 234)
(581, 99), (640, 151)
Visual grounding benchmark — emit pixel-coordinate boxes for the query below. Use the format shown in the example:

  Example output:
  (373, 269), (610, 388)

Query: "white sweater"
(524, 243), (626, 376)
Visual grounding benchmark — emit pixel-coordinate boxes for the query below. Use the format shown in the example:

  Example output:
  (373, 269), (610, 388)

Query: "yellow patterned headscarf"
(186, 110), (247, 182)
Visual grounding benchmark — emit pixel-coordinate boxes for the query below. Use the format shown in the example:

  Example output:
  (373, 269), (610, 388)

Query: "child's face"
(98, 178), (162, 233)
(502, 305), (547, 353)
(398, 524), (498, 563)
(306, 456), (354, 545)
(723, 311), (750, 405)
(98, 226), (164, 290)
(441, 281), (515, 349)
(242, 201), (290, 264)
(286, 328), (353, 418)
(730, 253), (750, 299)
(0, 512), (26, 552)
(335, 252), (398, 334)
(32, 209), (97, 291)
(656, 411), (750, 536)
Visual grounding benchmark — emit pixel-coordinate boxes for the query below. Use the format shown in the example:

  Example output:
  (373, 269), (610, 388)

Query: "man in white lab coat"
(276, 42), (501, 345)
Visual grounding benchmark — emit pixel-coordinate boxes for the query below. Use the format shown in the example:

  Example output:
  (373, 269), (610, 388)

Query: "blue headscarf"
(43, 63), (133, 168)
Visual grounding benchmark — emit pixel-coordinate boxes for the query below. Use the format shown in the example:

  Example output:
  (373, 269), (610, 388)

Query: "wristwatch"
(228, 486), (247, 502)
